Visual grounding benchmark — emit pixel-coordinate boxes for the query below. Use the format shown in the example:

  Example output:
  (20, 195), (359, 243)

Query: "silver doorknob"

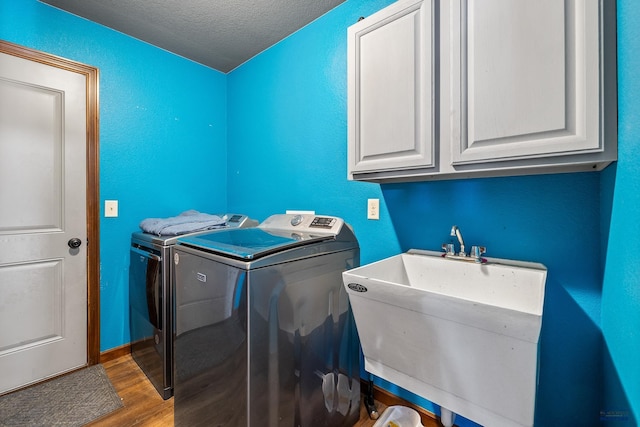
(68, 238), (82, 249)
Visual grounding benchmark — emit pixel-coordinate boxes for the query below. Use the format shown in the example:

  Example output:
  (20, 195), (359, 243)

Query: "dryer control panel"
(259, 214), (345, 235)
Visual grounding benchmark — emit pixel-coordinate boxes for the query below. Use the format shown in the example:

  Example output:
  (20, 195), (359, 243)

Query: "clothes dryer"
(173, 214), (361, 427)
(129, 213), (257, 399)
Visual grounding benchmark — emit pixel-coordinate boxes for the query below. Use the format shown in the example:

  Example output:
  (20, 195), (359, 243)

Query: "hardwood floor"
(90, 353), (441, 427)
(88, 354), (173, 426)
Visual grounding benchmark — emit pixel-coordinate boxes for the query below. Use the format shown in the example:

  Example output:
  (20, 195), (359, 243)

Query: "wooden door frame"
(0, 40), (100, 365)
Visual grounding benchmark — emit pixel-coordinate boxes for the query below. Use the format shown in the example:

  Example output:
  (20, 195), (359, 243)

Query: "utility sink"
(343, 249), (547, 427)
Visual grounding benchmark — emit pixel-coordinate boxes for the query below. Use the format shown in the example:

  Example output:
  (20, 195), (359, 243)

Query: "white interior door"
(0, 50), (88, 394)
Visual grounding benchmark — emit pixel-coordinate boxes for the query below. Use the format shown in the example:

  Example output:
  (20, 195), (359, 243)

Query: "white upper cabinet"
(347, 0), (434, 176)
(348, 0), (617, 182)
(450, 0), (605, 164)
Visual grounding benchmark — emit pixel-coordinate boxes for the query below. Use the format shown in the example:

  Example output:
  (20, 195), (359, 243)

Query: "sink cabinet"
(347, 0), (617, 183)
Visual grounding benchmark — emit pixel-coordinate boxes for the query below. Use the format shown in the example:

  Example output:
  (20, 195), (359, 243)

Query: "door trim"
(0, 40), (100, 365)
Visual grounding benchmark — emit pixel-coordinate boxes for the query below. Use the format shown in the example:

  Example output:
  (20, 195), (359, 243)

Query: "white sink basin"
(343, 249), (547, 427)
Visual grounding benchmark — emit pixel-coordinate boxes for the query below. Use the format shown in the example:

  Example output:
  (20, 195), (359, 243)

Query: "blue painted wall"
(0, 0), (229, 350)
(600, 0), (640, 425)
(4, 0), (640, 425)
(227, 0), (400, 261)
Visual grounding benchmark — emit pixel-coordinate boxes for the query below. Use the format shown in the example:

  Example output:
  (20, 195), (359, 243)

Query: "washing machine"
(172, 214), (361, 427)
(129, 213), (257, 399)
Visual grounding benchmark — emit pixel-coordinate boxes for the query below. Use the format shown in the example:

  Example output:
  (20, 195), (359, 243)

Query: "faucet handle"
(442, 243), (455, 255)
(470, 246), (486, 261)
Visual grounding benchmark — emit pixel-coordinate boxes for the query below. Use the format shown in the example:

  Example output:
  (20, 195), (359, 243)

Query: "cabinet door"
(348, 0), (434, 176)
(449, 0), (602, 165)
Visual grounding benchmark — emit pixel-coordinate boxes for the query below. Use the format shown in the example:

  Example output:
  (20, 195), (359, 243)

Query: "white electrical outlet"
(367, 198), (380, 220)
(105, 200), (118, 217)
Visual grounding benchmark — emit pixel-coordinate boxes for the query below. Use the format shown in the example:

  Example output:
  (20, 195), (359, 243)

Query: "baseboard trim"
(362, 380), (438, 426)
(99, 344), (131, 363)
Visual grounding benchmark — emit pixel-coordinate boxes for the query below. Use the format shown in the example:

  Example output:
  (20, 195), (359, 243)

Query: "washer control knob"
(290, 215), (304, 226)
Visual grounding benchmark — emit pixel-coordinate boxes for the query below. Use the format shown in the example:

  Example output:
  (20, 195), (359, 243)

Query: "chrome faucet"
(442, 225), (487, 263)
(450, 225), (466, 256)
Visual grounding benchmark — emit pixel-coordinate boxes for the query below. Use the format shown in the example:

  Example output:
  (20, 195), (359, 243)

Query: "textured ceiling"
(40, 0), (346, 73)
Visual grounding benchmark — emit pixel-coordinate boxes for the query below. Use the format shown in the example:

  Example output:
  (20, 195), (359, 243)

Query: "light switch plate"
(105, 200), (118, 217)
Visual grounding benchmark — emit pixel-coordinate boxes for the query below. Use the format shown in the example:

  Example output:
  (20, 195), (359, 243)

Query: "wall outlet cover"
(367, 198), (380, 220)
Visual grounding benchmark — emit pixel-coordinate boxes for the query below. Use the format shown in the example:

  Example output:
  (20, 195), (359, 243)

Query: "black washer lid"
(177, 227), (333, 260)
